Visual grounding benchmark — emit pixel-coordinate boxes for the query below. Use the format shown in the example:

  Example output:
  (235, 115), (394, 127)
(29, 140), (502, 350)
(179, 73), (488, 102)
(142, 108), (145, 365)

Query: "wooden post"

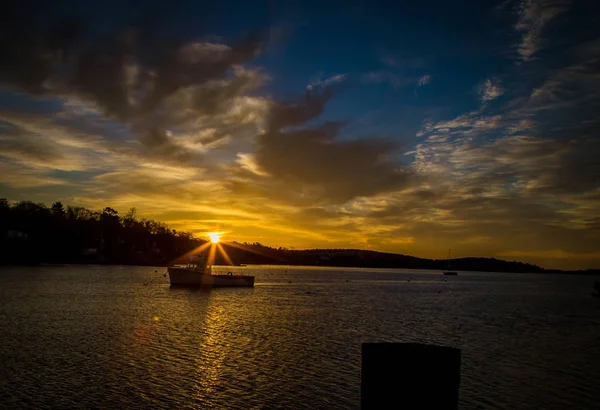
(361, 343), (461, 409)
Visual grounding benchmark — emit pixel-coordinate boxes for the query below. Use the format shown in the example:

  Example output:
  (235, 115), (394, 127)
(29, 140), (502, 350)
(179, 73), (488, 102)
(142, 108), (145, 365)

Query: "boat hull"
(168, 267), (254, 287)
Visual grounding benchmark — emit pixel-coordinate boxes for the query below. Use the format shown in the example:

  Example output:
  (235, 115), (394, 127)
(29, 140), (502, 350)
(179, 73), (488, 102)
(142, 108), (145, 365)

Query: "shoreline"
(2, 262), (598, 276)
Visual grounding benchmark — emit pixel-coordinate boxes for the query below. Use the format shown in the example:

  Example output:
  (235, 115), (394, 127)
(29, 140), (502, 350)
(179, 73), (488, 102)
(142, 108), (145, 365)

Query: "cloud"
(398, 95), (600, 267)
(0, 161), (66, 188)
(418, 75), (431, 87)
(0, 121), (63, 165)
(398, 25), (600, 265)
(525, 41), (600, 112)
(416, 109), (505, 139)
(414, 117), (586, 197)
(235, 153), (269, 176)
(248, 89), (413, 204)
(515, 0), (570, 61)
(0, 2), (266, 162)
(480, 78), (505, 102)
(0, 116), (98, 171)
(307, 73), (347, 90)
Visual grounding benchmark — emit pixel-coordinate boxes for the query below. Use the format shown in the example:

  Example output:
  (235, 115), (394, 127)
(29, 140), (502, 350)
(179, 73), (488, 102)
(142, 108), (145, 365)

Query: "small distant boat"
(443, 271), (458, 276)
(168, 255), (254, 287)
(443, 249), (458, 276)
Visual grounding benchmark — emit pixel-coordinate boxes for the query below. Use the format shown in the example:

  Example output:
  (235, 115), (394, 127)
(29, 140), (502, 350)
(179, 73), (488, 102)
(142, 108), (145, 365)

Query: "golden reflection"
(193, 305), (227, 399)
(194, 308), (226, 402)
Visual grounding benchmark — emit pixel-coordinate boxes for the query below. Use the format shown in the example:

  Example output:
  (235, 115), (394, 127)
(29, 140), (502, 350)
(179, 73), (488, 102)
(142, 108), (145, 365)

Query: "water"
(0, 265), (599, 409)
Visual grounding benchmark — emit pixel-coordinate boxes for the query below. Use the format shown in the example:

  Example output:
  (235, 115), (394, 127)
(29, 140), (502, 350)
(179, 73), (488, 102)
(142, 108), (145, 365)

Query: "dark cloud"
(547, 137), (600, 194)
(0, 1), (265, 160)
(0, 120), (65, 164)
(249, 89), (412, 204)
(268, 89), (334, 130)
(137, 127), (191, 162)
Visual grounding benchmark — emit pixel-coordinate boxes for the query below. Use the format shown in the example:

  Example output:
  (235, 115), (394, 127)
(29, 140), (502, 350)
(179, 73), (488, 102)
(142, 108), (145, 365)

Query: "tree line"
(0, 199), (201, 265)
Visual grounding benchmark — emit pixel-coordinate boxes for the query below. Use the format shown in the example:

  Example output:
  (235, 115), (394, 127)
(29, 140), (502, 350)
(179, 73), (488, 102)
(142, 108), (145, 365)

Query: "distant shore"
(4, 259), (599, 276)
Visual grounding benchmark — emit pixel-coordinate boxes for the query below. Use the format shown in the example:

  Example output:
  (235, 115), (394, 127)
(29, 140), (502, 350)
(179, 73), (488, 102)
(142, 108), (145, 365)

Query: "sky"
(1, 0), (599, 270)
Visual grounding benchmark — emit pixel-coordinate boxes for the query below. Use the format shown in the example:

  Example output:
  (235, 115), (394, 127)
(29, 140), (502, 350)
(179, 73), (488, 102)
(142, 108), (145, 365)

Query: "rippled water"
(0, 265), (599, 409)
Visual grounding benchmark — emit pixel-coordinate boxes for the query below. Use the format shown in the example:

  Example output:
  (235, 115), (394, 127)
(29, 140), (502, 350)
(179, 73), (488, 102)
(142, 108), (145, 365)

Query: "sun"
(208, 232), (221, 244)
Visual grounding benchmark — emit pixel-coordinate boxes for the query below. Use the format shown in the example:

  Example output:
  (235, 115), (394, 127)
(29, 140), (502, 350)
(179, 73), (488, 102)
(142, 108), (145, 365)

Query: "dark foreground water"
(0, 265), (599, 409)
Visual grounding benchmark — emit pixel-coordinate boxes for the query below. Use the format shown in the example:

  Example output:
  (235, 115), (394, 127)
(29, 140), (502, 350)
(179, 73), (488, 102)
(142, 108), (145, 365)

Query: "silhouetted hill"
(218, 243), (598, 275)
(219, 243), (545, 273)
(1, 199), (598, 274)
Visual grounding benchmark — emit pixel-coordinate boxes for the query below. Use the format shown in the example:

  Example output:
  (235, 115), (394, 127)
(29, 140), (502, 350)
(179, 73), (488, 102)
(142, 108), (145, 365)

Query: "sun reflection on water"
(193, 305), (227, 400)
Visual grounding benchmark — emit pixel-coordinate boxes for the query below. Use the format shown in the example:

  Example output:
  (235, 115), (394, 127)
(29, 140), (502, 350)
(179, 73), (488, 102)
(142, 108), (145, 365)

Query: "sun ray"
(216, 243), (233, 265)
(207, 243), (217, 265)
(169, 241), (211, 265)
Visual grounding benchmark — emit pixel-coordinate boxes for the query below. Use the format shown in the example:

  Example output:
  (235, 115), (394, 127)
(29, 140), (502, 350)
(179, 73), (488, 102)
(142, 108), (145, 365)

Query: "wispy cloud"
(418, 75), (431, 87)
(480, 78), (505, 102)
(515, 0), (570, 61)
(307, 73), (347, 90)
(0, 161), (67, 188)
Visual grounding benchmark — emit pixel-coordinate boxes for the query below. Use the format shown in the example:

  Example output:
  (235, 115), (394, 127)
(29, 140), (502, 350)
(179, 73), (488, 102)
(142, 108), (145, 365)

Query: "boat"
(443, 249), (458, 276)
(168, 255), (254, 287)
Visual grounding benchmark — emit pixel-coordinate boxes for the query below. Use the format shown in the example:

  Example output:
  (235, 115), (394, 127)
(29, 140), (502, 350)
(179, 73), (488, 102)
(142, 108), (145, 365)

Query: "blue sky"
(1, 0), (599, 269)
